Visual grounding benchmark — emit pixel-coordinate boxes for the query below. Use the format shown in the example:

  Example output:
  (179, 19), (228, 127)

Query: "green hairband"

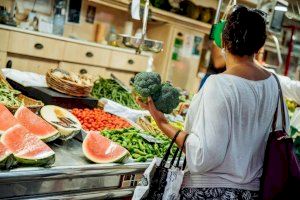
(212, 20), (227, 48)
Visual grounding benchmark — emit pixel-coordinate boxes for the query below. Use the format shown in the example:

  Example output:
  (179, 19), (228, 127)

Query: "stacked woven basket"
(0, 74), (44, 113)
(46, 69), (93, 97)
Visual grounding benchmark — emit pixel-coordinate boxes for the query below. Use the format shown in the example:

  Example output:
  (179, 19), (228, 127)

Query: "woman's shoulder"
(203, 74), (235, 90)
(203, 73), (275, 97)
(206, 73), (274, 86)
(199, 74), (234, 100)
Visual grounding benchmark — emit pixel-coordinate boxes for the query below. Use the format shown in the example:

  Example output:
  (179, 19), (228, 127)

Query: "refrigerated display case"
(0, 138), (146, 199)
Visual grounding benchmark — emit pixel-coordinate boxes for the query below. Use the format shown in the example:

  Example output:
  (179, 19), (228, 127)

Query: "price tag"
(131, 0), (141, 20)
(139, 133), (163, 144)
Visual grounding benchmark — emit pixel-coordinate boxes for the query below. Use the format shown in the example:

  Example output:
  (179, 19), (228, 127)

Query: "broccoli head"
(133, 72), (162, 97)
(153, 82), (180, 114)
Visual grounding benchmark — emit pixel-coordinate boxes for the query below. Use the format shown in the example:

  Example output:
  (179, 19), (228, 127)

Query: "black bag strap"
(175, 134), (189, 169)
(271, 73), (286, 132)
(160, 130), (181, 167)
(170, 148), (180, 167)
(181, 135), (190, 170)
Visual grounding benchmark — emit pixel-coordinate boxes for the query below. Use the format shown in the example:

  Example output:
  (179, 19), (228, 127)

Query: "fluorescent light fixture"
(274, 5), (288, 12)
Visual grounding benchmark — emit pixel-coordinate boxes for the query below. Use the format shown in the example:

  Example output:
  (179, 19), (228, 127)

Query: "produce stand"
(0, 137), (147, 199)
(0, 69), (185, 200)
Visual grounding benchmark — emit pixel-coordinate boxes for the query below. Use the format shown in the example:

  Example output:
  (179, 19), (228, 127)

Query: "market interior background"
(0, 0), (299, 199)
(0, 0), (299, 92)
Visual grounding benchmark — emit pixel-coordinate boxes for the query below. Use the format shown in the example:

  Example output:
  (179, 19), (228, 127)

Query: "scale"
(116, 0), (163, 54)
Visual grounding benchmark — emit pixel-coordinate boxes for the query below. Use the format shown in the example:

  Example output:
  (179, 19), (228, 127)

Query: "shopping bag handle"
(176, 134), (189, 169)
(168, 134), (189, 169)
(160, 130), (181, 167)
(170, 148), (180, 167)
(271, 73), (287, 132)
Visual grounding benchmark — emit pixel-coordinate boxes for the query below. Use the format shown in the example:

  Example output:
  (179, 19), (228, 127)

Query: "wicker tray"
(46, 70), (92, 97)
(0, 73), (44, 113)
(7, 94), (44, 114)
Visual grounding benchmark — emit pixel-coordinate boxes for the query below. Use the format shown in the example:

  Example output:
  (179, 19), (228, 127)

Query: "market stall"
(0, 0), (299, 199)
(0, 66), (187, 199)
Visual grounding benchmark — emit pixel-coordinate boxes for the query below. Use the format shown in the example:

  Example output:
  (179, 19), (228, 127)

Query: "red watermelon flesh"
(0, 104), (18, 134)
(15, 106), (59, 142)
(83, 131), (129, 164)
(1, 124), (55, 165)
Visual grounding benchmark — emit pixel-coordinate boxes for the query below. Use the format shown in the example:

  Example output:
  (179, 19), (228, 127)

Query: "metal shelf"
(89, 0), (212, 34)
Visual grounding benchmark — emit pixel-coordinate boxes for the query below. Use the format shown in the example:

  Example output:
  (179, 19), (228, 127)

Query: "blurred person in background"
(199, 42), (226, 89)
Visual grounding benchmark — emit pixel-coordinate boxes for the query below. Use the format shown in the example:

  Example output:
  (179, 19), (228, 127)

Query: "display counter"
(0, 138), (148, 199)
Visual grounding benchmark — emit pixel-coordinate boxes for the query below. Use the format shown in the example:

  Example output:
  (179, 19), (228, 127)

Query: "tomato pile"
(71, 108), (131, 131)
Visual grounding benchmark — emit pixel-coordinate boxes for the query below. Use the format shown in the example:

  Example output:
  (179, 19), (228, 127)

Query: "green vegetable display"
(133, 72), (180, 114)
(92, 77), (139, 109)
(0, 81), (23, 107)
(100, 127), (177, 162)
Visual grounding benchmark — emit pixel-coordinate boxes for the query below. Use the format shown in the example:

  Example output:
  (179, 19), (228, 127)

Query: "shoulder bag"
(259, 74), (300, 200)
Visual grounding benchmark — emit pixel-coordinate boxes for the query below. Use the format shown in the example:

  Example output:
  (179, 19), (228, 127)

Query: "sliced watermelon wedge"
(0, 104), (18, 134)
(0, 141), (14, 169)
(1, 124), (55, 166)
(83, 131), (129, 164)
(15, 106), (59, 142)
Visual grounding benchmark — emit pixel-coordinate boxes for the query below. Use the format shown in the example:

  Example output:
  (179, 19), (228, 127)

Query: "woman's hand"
(136, 97), (168, 126)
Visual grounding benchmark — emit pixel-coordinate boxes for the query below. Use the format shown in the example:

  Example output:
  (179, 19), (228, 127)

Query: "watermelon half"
(40, 105), (81, 140)
(83, 131), (129, 164)
(0, 104), (18, 134)
(0, 141), (14, 169)
(15, 106), (59, 142)
(1, 124), (55, 166)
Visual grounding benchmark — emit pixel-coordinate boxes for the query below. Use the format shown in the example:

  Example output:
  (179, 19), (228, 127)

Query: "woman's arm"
(136, 97), (188, 149)
(277, 74), (300, 105)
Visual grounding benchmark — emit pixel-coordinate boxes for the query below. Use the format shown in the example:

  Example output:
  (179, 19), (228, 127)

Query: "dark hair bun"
(222, 5), (267, 56)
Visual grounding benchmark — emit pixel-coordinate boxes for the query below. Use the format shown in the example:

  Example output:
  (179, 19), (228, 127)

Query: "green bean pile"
(92, 78), (140, 109)
(101, 127), (177, 162)
(0, 81), (23, 107)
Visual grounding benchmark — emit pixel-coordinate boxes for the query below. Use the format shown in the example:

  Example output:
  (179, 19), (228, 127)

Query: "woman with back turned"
(137, 5), (289, 199)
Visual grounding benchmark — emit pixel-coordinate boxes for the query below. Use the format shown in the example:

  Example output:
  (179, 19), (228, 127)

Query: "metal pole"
(136, 0), (149, 54)
(271, 35), (283, 68)
(214, 0), (224, 23)
(10, 0), (16, 18)
(284, 26), (296, 76)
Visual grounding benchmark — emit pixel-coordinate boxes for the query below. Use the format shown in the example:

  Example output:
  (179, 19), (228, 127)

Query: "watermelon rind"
(83, 147), (129, 164)
(40, 105), (81, 141)
(58, 129), (81, 141)
(14, 153), (55, 167)
(14, 107), (60, 142)
(42, 132), (60, 143)
(0, 154), (15, 169)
